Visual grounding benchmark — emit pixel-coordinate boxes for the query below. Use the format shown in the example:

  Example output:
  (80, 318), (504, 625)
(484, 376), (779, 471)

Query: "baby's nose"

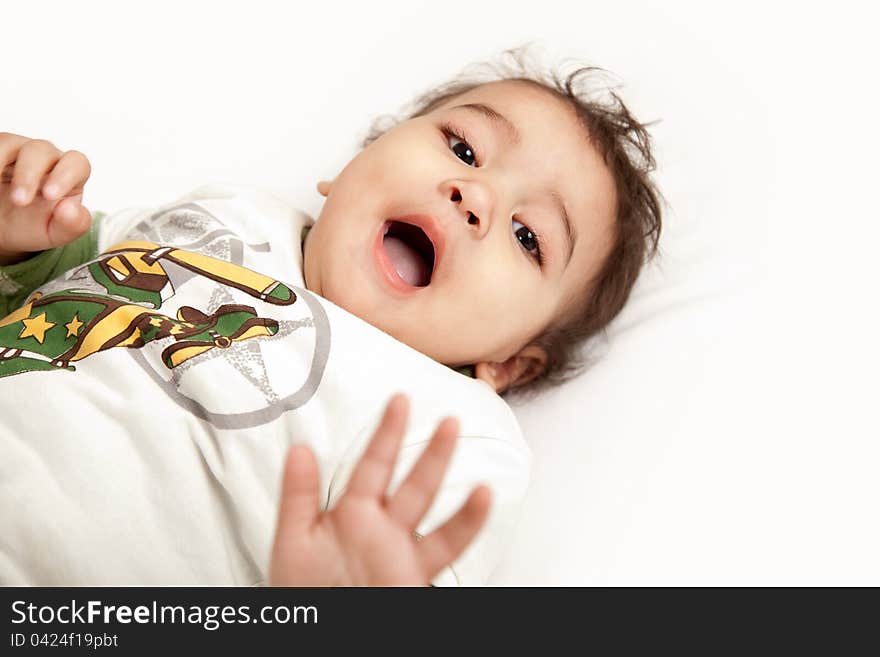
(447, 181), (494, 240)
(450, 187), (482, 227)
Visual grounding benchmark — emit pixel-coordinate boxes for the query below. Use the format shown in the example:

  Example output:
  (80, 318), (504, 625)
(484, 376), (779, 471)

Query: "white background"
(4, 1), (878, 584)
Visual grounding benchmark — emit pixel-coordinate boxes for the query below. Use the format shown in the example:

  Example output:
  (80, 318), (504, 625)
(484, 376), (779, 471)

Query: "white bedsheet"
(4, 0), (878, 585)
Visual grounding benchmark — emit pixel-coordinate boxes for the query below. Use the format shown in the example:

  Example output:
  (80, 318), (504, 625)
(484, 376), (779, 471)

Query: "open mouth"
(380, 220), (436, 288)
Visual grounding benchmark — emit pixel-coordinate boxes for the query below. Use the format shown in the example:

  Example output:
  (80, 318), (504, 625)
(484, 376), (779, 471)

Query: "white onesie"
(0, 184), (531, 586)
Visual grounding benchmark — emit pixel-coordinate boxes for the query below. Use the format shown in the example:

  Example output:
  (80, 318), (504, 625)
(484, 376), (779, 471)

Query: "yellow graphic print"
(0, 242), (297, 378)
(64, 314), (84, 338)
(18, 313), (55, 344)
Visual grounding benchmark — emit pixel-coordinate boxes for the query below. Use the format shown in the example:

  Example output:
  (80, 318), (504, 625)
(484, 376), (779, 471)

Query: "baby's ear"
(316, 180), (334, 197)
(475, 345), (548, 394)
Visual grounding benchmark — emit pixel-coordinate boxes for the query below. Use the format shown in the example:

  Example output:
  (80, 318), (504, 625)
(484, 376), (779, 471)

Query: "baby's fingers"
(42, 150), (91, 201)
(345, 393), (409, 499)
(275, 444), (322, 538)
(8, 139), (63, 206)
(47, 196), (91, 247)
(386, 417), (459, 531)
(0, 133), (29, 174)
(417, 486), (491, 581)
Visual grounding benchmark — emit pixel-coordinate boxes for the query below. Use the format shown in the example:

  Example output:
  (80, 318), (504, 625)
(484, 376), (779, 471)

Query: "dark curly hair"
(362, 44), (664, 402)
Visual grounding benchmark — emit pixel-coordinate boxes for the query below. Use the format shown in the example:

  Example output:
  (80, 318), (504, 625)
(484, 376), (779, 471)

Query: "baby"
(0, 49), (661, 586)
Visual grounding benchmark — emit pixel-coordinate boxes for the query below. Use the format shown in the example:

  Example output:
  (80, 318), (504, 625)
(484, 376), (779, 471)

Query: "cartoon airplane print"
(0, 240), (296, 378)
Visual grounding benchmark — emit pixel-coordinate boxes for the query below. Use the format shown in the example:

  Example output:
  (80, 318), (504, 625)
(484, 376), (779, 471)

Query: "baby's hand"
(0, 133), (92, 266)
(269, 393), (491, 586)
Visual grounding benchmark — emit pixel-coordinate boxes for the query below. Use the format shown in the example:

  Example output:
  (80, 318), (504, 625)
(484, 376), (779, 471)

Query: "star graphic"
(65, 313), (84, 338)
(19, 313), (56, 344)
(149, 317), (164, 328)
(164, 283), (313, 406)
(122, 233), (318, 419)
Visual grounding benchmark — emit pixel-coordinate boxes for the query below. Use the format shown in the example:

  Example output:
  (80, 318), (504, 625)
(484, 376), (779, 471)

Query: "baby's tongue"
(383, 235), (430, 287)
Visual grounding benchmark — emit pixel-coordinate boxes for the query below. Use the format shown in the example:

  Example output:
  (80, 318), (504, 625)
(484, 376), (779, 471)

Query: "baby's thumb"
(48, 195), (91, 248)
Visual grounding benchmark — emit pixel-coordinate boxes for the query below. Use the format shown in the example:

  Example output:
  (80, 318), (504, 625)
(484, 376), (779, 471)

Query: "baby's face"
(303, 80), (616, 386)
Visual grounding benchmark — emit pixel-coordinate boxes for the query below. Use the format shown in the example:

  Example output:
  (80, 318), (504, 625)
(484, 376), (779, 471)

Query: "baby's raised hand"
(0, 132), (92, 266)
(269, 394), (491, 586)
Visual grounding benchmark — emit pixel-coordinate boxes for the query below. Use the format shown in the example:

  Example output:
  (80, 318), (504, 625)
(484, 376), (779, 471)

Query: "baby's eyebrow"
(548, 188), (577, 267)
(452, 103), (521, 147)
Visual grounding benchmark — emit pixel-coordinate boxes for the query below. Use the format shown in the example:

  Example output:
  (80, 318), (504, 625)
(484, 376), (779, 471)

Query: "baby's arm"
(0, 133), (99, 315)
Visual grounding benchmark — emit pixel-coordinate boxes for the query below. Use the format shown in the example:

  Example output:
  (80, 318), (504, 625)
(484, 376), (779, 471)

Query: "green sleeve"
(0, 211), (104, 317)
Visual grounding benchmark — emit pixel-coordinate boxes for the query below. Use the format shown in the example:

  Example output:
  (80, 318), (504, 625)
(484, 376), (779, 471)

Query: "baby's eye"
(512, 218), (542, 263)
(446, 131), (478, 167)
